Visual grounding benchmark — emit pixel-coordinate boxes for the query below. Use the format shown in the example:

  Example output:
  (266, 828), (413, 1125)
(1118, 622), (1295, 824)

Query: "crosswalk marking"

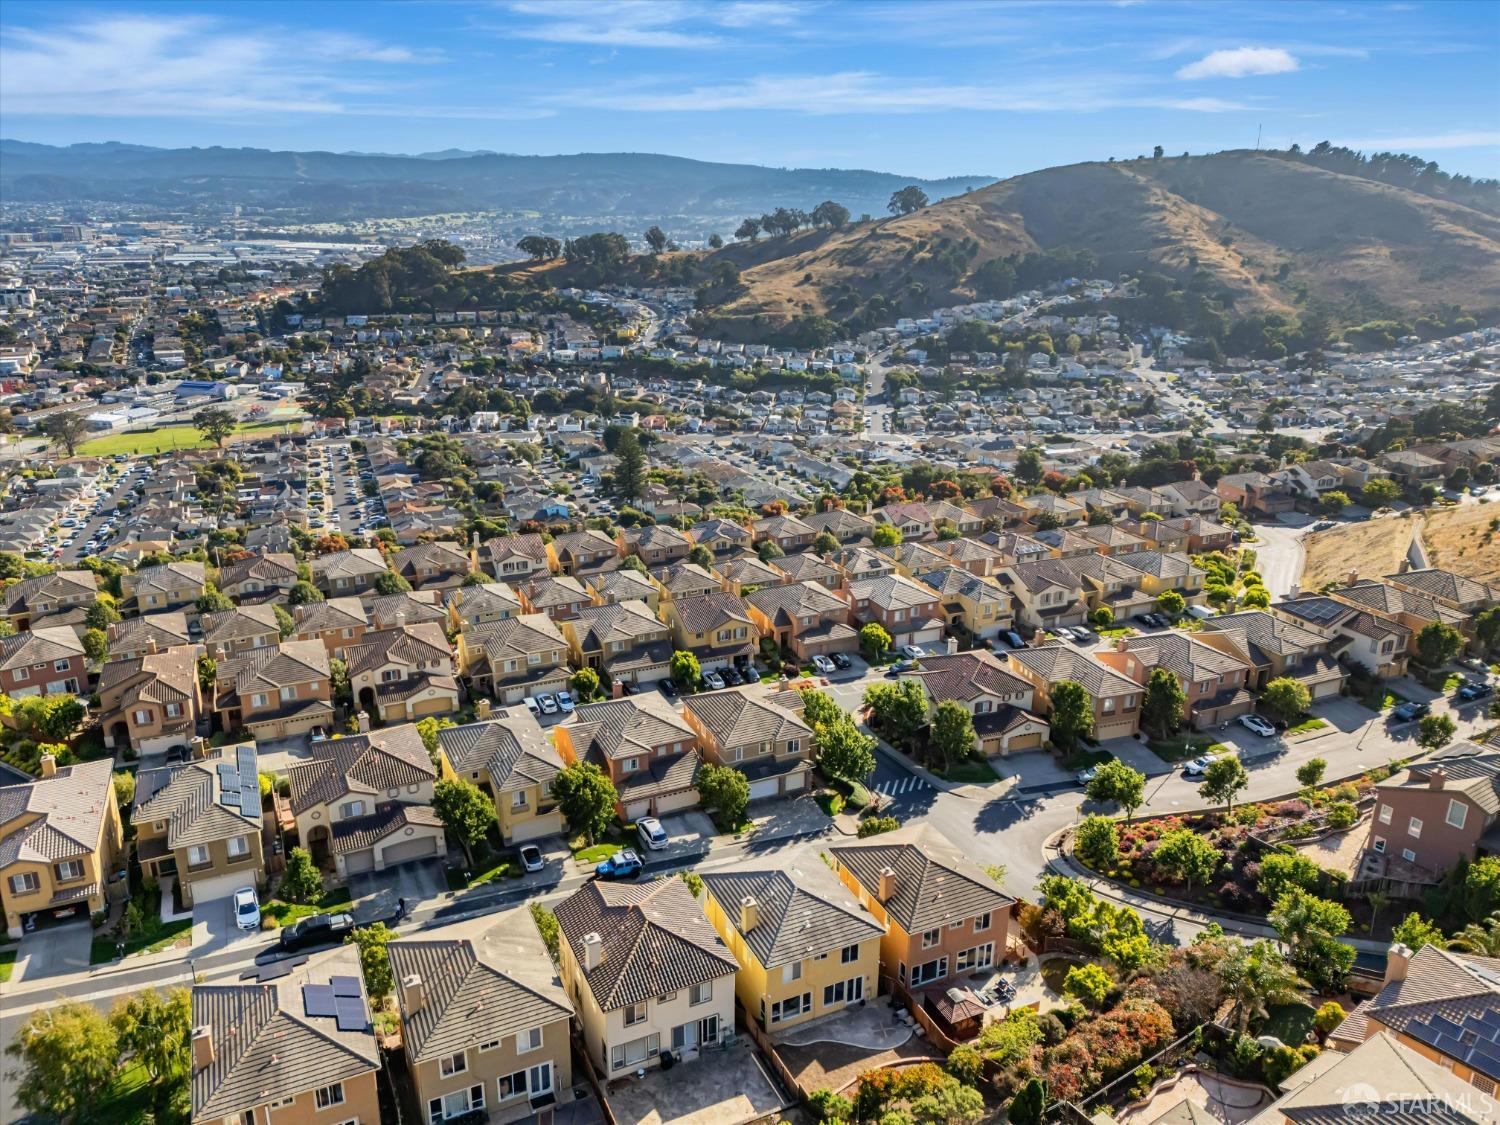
(875, 776), (930, 797)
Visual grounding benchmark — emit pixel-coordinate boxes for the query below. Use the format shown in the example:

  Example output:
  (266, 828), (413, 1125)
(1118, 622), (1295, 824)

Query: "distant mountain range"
(0, 140), (988, 224)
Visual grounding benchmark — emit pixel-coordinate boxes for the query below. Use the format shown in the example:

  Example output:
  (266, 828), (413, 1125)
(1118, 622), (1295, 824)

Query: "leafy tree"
(1463, 856), (1500, 922)
(735, 217), (761, 241)
(812, 200), (852, 228)
(433, 777), (498, 866)
(1157, 590), (1187, 617)
(1270, 888), (1355, 991)
(1319, 489), (1350, 514)
(1220, 938), (1307, 1033)
(571, 666), (602, 702)
(687, 544), (715, 568)
(1048, 679), (1094, 750)
(813, 531), (840, 556)
(196, 654), (217, 694)
(84, 595), (121, 631)
(111, 986), (190, 1114)
(6, 1001), (121, 1121)
(1090, 605), (1115, 628)
(1075, 814), (1120, 869)
(1085, 759), (1146, 818)
(1257, 851), (1328, 901)
(1241, 587), (1271, 609)
(1262, 678), (1311, 725)
(274, 603), (296, 639)
(706, 233), (724, 249)
(1417, 712), (1457, 752)
(757, 539), (784, 563)
(863, 679), (928, 746)
(17, 694), (86, 741)
(1063, 962), (1112, 1008)
(817, 714), (877, 784)
(281, 846), (324, 903)
(373, 569), (412, 595)
(41, 411), (89, 457)
(329, 657), (351, 707)
(1008, 1078), (1046, 1125)
(1295, 757), (1327, 790)
(1475, 606), (1500, 654)
(1416, 621), (1464, 668)
(929, 701), (975, 771)
(287, 580), (323, 605)
(670, 649), (701, 689)
(415, 715), (456, 765)
(613, 429), (647, 501)
(1140, 666), (1186, 738)
(1200, 756), (1249, 813)
(644, 225), (669, 254)
(551, 762), (617, 845)
(196, 587), (234, 614)
(1313, 1000), (1348, 1036)
(517, 234), (561, 260)
(888, 185), (930, 214)
(697, 761), (750, 827)
(1391, 911), (1445, 952)
(859, 621), (892, 659)
(1015, 448), (1044, 485)
(1153, 828), (1220, 892)
(193, 406), (237, 449)
(348, 921), (396, 1001)
(530, 902), (560, 960)
(1361, 476), (1401, 506)
(801, 688), (842, 732)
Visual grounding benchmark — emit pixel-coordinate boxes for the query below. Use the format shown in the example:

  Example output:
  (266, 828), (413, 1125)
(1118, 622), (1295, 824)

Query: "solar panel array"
(215, 745), (261, 816)
(302, 984), (336, 1018)
(1406, 1006), (1500, 1080)
(1289, 598), (1344, 623)
(334, 995), (367, 1032)
(330, 975), (361, 998)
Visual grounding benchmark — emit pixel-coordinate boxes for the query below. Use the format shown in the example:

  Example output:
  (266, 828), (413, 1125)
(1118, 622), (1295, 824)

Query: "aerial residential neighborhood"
(2, 2), (1500, 1124)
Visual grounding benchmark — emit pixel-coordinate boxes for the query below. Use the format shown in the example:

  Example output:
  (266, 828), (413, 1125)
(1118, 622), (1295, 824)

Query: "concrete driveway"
(347, 858), (447, 922)
(10, 919), (93, 984)
(193, 893), (259, 954)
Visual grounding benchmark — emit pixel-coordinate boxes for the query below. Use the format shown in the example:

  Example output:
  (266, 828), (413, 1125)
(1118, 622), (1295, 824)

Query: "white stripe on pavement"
(875, 776), (930, 796)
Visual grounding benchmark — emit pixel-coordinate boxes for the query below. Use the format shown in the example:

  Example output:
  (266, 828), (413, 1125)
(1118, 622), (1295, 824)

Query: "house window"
(1402, 848), (1418, 863)
(622, 757), (639, 774)
(497, 1070), (528, 1101)
(921, 929), (940, 949)
(1379, 804), (1392, 825)
(479, 1038), (501, 1052)
(227, 835), (250, 859)
(516, 1026), (542, 1053)
(53, 659), (71, 673)
(911, 957), (948, 986)
(339, 800), (366, 820)
(1408, 817), (1423, 839)
(786, 739), (800, 755)
(623, 1001), (647, 1026)
(314, 1083), (345, 1110)
(165, 703), (181, 718)
(529, 1061), (554, 1097)
(13, 668), (26, 682)
(1101, 696), (1115, 714)
(956, 944), (994, 972)
(974, 912), (992, 933)
(187, 845), (211, 868)
(1373, 837), (1386, 854)
(823, 977), (864, 1007)
(440, 1051), (467, 1077)
(1447, 800), (1467, 830)
(771, 992), (811, 1023)
(511, 789), (529, 809)
(690, 981), (713, 1006)
(279, 686), (295, 702)
(133, 708), (151, 725)
(428, 1085), (485, 1122)
(841, 943), (860, 964)
(610, 1033), (660, 1071)
(783, 962), (802, 983)
(8, 872), (40, 895)
(54, 859), (85, 882)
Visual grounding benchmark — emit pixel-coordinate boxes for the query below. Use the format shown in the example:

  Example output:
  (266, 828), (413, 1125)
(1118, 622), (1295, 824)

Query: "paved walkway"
(775, 1005), (914, 1050)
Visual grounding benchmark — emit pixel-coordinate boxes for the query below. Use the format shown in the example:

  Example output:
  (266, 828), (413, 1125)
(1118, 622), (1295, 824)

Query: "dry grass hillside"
(1421, 504), (1500, 584)
(1300, 504), (1500, 589)
(696, 151), (1500, 339)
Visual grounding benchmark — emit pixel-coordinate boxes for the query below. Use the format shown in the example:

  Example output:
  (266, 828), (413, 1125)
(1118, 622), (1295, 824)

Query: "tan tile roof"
(685, 685), (811, 748)
(292, 596), (367, 634)
(437, 710), (563, 793)
(0, 625), (84, 671)
(289, 723), (436, 813)
(0, 758), (113, 866)
(829, 822), (1014, 933)
(565, 695), (695, 764)
(133, 748), (260, 850)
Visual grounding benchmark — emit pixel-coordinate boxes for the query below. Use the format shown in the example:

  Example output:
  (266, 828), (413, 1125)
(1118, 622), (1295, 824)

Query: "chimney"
(612, 679), (624, 699)
(475, 699), (492, 721)
(1428, 766), (1446, 791)
(739, 895), (759, 933)
(1115, 636), (1129, 653)
(39, 753), (57, 778)
(357, 711), (371, 734)
(191, 1025), (214, 1071)
(581, 932), (602, 971)
(945, 636), (958, 655)
(190, 736), (209, 761)
(1385, 942), (1413, 985)
(146, 635), (158, 655)
(402, 972), (425, 1013)
(876, 866), (896, 903)
(395, 609), (406, 628)
(1347, 569), (1360, 587)
(1032, 628), (1047, 647)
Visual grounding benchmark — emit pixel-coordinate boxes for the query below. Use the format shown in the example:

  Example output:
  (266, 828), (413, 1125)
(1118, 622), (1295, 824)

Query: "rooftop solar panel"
(334, 996), (366, 1032)
(330, 975), (361, 998)
(1429, 1014), (1466, 1037)
(302, 984), (336, 1018)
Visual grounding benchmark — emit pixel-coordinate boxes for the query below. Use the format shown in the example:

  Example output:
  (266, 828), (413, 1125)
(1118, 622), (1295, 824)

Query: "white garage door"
(343, 850), (376, 875)
(382, 837), (438, 867)
(188, 870), (253, 906)
(1309, 680), (1340, 700)
(783, 772), (806, 792)
(911, 626), (944, 645)
(748, 777), (781, 801)
(624, 799), (652, 822)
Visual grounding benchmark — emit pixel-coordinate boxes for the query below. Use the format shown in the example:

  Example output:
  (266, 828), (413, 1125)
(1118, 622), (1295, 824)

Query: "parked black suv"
(277, 912), (355, 953)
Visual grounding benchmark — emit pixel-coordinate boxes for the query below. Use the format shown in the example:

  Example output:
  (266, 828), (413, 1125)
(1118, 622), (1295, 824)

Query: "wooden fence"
(737, 999), (805, 1103)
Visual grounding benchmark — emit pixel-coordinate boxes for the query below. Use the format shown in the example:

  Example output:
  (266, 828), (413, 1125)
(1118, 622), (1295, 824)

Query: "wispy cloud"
(0, 13), (434, 118)
(502, 1), (807, 49)
(1334, 130), (1500, 151)
(1176, 46), (1299, 79)
(546, 70), (1246, 114)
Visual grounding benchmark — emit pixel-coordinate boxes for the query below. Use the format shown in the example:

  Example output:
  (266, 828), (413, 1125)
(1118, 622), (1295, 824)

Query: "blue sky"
(1, 1), (1496, 180)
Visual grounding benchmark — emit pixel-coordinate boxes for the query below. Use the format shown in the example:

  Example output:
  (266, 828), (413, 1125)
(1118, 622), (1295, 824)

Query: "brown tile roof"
(685, 686), (812, 748)
(907, 650), (1032, 704)
(0, 758), (113, 866)
(1008, 643), (1141, 699)
(0, 625), (84, 671)
(133, 748), (260, 850)
(289, 723), (436, 814)
(437, 710), (563, 793)
(829, 822), (1014, 933)
(672, 591), (754, 635)
(565, 695), (695, 764)
(292, 596), (367, 634)
(331, 802), (442, 854)
(343, 622), (452, 678)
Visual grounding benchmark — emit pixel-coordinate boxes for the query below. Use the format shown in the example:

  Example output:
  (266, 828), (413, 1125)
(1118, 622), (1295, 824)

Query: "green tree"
(1270, 888), (1355, 991)
(287, 580), (324, 605)
(1262, 678), (1312, 725)
(1048, 679), (1094, 750)
(17, 694), (86, 741)
(274, 604), (296, 639)
(817, 714), (877, 784)
(888, 185), (929, 215)
(1063, 962), (1112, 1008)
(871, 523), (902, 548)
(110, 987), (190, 1114)
(1153, 827), (1221, 892)
(1241, 587), (1271, 609)
(6, 1001), (121, 1121)
(196, 654), (217, 694)
(281, 846), (324, 903)
(801, 688), (842, 733)
(1089, 605), (1114, 628)
(1417, 712), (1457, 752)
(757, 540), (784, 563)
(1295, 757), (1327, 790)
(929, 700), (975, 771)
(530, 902), (560, 960)
(1157, 589), (1187, 617)
(813, 532), (840, 556)
(1140, 666), (1186, 738)
(84, 595), (121, 631)
(1475, 606), (1500, 654)
(551, 762), (617, 845)
(1361, 477), (1401, 506)
(1463, 856), (1500, 922)
(613, 429), (647, 502)
(41, 411), (89, 457)
(415, 715), (456, 765)
(1008, 1079), (1046, 1125)
(1416, 621), (1464, 668)
(863, 679), (929, 747)
(193, 406), (237, 448)
(644, 225), (669, 254)
(697, 761), (751, 827)
(348, 921), (396, 1001)
(329, 657), (350, 707)
(1015, 448), (1044, 486)
(1075, 814), (1120, 870)
(433, 777), (498, 866)
(1220, 939), (1307, 1033)
(373, 569), (412, 595)
(1313, 1000), (1348, 1036)
(687, 544), (715, 568)
(1319, 489), (1351, 514)
(1200, 756), (1249, 813)
(670, 649), (702, 690)
(196, 587), (234, 613)
(1086, 759), (1146, 818)
(1391, 911), (1445, 952)
(859, 621), (892, 659)
(571, 666), (602, 702)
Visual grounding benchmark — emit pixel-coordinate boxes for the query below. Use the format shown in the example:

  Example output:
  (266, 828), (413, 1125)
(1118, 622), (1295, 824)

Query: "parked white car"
(637, 817), (669, 851)
(233, 887), (261, 931)
(811, 654), (837, 674)
(1238, 714), (1277, 738)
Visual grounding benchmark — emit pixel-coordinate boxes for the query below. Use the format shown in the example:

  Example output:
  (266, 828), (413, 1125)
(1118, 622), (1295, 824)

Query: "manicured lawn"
(935, 758), (1000, 784)
(573, 842), (622, 863)
(1359, 688), (1399, 712)
(1040, 957), (1086, 994)
(77, 420), (292, 457)
(261, 887), (353, 928)
(1146, 736), (1229, 764)
(1063, 747), (1114, 770)
(96, 1059), (173, 1125)
(1257, 1002), (1317, 1046)
(445, 853), (519, 890)
(1443, 672), (1465, 692)
(0, 948), (16, 982)
(1095, 627), (1136, 640)
(1286, 718), (1328, 735)
(90, 917), (194, 964)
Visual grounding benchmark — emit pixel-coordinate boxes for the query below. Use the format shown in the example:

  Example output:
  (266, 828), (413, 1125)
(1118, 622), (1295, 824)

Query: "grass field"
(77, 419), (296, 457)
(1421, 502), (1500, 584)
(1301, 516), (1415, 589)
(262, 887), (353, 928)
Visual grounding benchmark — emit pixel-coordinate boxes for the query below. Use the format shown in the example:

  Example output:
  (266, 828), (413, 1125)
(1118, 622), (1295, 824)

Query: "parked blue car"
(595, 849), (644, 880)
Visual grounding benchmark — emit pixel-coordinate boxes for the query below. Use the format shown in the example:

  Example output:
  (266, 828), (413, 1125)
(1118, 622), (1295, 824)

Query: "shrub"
(1313, 1001), (1347, 1037)
(1075, 815), (1120, 870)
(858, 815), (900, 838)
(1263, 1044), (1320, 1087)
(946, 1043), (984, 1085)
(1062, 962), (1113, 1008)
(1227, 1034), (1265, 1079)
(806, 1090), (852, 1122)
(1326, 802), (1358, 830)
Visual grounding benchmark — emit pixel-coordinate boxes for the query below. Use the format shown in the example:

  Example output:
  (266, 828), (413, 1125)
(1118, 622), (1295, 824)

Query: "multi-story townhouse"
(775, 551), (842, 590)
(996, 558), (1091, 632)
(1096, 632), (1256, 730)
(1197, 610), (1348, 698)
(366, 589), (448, 631)
(215, 551), (298, 604)
(682, 685), (813, 802)
(2, 569), (98, 632)
(913, 566), (1014, 643)
(661, 591), (761, 673)
(905, 651), (1049, 757)
(345, 621), (460, 723)
(291, 596), (369, 659)
(562, 601), (674, 689)
(847, 573), (944, 648)
(1274, 594), (1411, 678)
(585, 567), (661, 611)
(0, 625), (86, 697)
(520, 574), (596, 623)
(1112, 550), (1207, 605)
(550, 528), (624, 577)
(745, 580), (858, 661)
(435, 704), (565, 845)
(651, 561), (724, 604)
(1383, 567), (1499, 616)
(213, 639), (335, 742)
(310, 547), (390, 596)
(198, 604), (281, 659)
(701, 846), (884, 1031)
(390, 541), (474, 591)
(107, 611), (192, 660)
(98, 643), (206, 754)
(0, 757), (123, 938)
(803, 507), (875, 545)
(121, 560), (207, 612)
(555, 694), (701, 821)
(446, 582), (523, 631)
(478, 533), (557, 583)
(751, 513), (816, 555)
(688, 517), (755, 558)
(455, 613), (571, 706)
(1006, 643), (1143, 740)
